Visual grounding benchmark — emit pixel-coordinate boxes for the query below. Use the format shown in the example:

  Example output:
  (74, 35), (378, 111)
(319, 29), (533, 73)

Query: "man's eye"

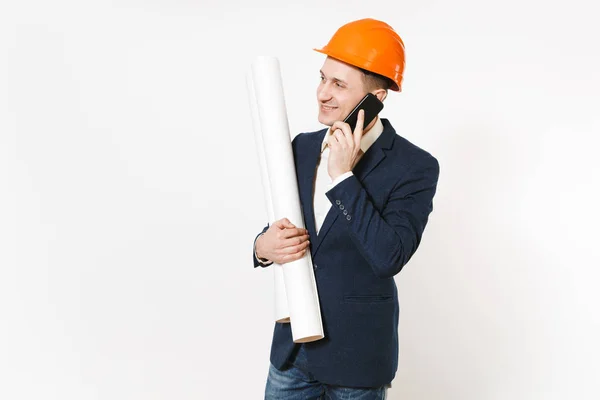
(320, 76), (325, 81)
(335, 82), (343, 88)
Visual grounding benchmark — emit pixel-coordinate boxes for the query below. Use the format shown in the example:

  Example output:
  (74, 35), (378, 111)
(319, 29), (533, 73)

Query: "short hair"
(359, 67), (394, 92)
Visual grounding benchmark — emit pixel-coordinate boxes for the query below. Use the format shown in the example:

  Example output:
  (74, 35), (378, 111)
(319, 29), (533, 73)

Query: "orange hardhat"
(314, 18), (405, 91)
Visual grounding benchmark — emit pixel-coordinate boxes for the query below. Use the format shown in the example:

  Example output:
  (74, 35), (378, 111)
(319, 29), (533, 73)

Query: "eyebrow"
(320, 70), (347, 85)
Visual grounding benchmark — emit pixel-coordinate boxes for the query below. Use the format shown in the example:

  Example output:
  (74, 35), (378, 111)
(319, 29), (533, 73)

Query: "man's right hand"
(256, 218), (310, 265)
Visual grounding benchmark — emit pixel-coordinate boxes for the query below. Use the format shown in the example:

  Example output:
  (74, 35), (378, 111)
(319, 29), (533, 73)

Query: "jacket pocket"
(344, 294), (394, 303)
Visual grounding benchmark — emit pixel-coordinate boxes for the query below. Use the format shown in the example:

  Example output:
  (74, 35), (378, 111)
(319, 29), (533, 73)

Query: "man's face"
(316, 57), (368, 127)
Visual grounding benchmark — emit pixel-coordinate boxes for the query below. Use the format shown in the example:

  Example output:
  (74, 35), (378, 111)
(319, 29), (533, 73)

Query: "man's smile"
(320, 104), (338, 112)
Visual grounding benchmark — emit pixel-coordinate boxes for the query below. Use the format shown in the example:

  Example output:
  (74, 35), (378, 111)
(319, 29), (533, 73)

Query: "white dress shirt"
(256, 117), (384, 263)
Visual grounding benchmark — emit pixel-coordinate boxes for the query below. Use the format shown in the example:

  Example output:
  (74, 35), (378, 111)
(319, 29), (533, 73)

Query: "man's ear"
(373, 89), (387, 103)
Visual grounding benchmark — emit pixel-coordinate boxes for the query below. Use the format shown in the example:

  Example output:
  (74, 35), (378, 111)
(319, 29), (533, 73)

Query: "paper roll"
(248, 56), (324, 343)
(246, 71), (290, 324)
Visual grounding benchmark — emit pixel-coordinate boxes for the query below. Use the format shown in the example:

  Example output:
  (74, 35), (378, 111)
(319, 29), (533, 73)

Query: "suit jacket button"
(346, 215), (351, 221)
(339, 205), (344, 210)
(335, 200), (341, 205)
(343, 210), (348, 215)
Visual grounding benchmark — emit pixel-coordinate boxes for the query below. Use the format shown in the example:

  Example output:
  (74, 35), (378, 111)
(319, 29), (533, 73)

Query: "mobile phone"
(343, 93), (384, 132)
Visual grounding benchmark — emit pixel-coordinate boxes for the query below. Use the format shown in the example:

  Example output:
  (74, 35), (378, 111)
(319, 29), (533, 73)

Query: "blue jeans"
(265, 345), (388, 399)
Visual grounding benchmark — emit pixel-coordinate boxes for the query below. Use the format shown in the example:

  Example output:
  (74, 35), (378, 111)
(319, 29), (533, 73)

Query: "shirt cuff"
(330, 171), (354, 188)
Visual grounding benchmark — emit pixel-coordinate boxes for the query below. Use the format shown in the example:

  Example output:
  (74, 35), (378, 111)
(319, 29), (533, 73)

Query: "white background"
(1, 1), (599, 399)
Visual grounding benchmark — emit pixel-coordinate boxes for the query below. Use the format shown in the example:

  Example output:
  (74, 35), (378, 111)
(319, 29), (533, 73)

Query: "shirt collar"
(321, 117), (384, 154)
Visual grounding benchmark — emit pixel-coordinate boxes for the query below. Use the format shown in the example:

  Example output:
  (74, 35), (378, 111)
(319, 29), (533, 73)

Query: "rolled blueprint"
(247, 56), (324, 343)
(246, 71), (290, 324)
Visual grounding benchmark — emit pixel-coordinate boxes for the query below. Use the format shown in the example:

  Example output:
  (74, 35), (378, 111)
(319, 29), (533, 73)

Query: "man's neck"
(362, 116), (379, 136)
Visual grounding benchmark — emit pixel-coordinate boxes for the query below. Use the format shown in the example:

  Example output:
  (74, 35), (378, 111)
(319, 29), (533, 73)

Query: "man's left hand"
(327, 109), (365, 181)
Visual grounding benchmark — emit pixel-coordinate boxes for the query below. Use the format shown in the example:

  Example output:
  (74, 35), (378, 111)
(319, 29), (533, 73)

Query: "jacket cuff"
(253, 227), (273, 268)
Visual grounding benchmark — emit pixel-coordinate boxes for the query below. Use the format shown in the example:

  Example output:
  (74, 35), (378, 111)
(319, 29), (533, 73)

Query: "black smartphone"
(343, 93), (384, 132)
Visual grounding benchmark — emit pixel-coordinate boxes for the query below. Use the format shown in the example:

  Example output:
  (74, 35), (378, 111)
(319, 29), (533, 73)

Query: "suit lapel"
(297, 129), (326, 242)
(312, 208), (338, 255)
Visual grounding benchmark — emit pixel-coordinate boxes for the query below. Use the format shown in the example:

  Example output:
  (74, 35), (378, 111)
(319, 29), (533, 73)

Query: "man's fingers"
(331, 121), (351, 134)
(279, 239), (310, 255)
(331, 130), (348, 151)
(281, 228), (309, 239)
(281, 217), (295, 228)
(334, 129), (347, 143)
(281, 248), (308, 263)
(275, 218), (296, 229)
(328, 128), (341, 147)
(355, 109), (365, 146)
(280, 235), (310, 249)
(331, 121), (355, 148)
(356, 109), (365, 130)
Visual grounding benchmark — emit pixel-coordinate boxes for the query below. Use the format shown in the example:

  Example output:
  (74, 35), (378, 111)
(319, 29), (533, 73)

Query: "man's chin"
(318, 114), (335, 127)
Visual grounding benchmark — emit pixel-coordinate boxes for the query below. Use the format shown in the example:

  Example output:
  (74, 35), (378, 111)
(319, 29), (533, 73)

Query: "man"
(252, 18), (439, 399)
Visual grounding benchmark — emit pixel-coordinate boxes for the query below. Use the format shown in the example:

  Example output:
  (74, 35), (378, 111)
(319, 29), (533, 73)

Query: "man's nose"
(317, 83), (332, 102)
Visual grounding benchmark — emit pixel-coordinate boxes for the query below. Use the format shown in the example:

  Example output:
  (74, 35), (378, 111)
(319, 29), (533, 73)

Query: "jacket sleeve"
(252, 224), (273, 268)
(325, 155), (440, 278)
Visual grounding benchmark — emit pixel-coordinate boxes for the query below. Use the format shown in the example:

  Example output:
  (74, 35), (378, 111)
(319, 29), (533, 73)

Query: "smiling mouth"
(321, 105), (338, 112)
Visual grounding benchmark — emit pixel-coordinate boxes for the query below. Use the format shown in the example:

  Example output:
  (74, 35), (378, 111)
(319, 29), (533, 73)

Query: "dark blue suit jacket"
(253, 118), (439, 388)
